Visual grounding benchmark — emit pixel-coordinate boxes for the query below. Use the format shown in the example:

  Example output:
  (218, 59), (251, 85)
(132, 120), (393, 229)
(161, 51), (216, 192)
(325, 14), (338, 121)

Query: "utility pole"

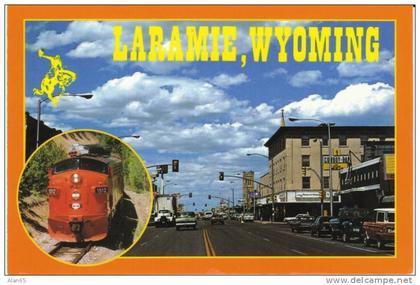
(319, 139), (324, 216)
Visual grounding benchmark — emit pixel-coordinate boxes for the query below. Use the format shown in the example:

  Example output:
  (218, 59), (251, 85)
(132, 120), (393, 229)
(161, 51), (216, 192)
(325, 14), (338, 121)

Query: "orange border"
(6, 5), (413, 275)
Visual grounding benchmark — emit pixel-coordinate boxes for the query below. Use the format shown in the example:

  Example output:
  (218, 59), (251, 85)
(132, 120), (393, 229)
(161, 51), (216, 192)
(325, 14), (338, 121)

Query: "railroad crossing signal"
(172, 159), (179, 172)
(219, 172), (224, 181)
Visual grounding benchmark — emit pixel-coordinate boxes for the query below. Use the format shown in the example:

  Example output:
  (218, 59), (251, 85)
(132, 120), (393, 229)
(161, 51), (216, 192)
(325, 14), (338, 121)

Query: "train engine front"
(47, 151), (123, 242)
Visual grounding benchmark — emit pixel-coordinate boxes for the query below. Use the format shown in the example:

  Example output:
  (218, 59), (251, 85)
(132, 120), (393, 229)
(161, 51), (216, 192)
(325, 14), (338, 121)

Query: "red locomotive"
(47, 147), (124, 242)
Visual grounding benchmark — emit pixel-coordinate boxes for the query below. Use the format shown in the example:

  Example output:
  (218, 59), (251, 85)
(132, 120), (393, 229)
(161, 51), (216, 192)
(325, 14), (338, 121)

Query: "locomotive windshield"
(53, 157), (108, 174)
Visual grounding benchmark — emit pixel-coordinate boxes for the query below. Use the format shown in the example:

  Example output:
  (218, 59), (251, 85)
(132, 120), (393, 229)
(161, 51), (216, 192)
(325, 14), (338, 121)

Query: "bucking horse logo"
(33, 49), (77, 107)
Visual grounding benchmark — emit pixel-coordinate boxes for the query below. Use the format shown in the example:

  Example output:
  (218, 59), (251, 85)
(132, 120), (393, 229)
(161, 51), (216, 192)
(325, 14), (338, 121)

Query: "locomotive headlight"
(71, 173), (81, 184)
(71, 191), (80, 200)
(71, 203), (81, 210)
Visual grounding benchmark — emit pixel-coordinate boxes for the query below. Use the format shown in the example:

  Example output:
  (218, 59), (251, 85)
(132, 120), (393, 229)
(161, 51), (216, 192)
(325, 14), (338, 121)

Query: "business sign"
(384, 154), (395, 179)
(323, 155), (350, 170)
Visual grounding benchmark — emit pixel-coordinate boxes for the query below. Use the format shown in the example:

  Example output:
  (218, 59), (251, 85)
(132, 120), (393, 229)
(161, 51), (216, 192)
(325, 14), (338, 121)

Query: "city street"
(125, 220), (394, 256)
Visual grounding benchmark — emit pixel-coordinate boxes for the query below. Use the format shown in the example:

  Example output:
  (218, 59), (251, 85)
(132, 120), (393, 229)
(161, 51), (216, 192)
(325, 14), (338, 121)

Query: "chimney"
(280, 109), (286, 127)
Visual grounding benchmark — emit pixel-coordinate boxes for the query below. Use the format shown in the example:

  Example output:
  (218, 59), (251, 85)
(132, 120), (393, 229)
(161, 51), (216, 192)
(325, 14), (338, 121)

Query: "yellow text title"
(113, 25), (380, 65)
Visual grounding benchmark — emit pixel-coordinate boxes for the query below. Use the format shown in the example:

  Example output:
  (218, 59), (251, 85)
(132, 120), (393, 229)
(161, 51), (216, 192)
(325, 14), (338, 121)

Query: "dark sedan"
(310, 216), (333, 237)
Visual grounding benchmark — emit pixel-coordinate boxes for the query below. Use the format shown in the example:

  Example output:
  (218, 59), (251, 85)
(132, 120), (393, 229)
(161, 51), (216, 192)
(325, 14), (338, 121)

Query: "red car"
(362, 208), (395, 249)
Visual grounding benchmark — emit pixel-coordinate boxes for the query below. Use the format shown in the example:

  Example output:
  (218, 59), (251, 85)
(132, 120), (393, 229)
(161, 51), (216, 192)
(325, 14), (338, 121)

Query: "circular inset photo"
(18, 130), (152, 265)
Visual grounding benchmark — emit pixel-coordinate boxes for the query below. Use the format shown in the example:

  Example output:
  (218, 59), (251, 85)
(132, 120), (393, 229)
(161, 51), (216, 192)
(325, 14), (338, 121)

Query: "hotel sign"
(323, 155), (350, 170)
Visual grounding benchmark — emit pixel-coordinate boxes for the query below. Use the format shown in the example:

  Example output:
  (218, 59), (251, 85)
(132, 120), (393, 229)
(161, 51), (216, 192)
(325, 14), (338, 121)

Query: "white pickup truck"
(154, 209), (175, 226)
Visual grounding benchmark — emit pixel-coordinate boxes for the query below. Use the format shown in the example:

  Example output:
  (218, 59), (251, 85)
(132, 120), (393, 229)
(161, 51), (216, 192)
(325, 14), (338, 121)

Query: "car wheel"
(331, 234), (336, 240)
(377, 239), (384, 249)
(363, 233), (371, 246)
(193, 225), (197, 230)
(343, 233), (349, 243)
(176, 226), (180, 231)
(317, 231), (321, 238)
(291, 228), (295, 232)
(310, 231), (314, 237)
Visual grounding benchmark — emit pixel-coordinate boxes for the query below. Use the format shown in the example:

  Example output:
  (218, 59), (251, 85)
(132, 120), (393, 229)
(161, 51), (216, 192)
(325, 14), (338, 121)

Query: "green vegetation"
(98, 134), (149, 193)
(19, 141), (66, 209)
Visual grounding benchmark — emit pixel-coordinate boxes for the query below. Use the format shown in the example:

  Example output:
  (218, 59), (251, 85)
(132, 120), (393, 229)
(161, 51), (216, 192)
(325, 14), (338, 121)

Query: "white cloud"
(263, 67), (288, 78)
(289, 70), (323, 87)
(209, 73), (248, 88)
(282, 82), (394, 120)
(337, 50), (394, 78)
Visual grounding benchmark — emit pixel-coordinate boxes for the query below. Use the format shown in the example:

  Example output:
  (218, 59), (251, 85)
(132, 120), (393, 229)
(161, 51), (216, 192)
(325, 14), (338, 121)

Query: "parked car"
(243, 213), (254, 222)
(363, 208), (395, 249)
(221, 212), (229, 220)
(211, 213), (225, 225)
(284, 213), (311, 224)
(311, 216), (333, 237)
(203, 211), (213, 220)
(329, 208), (370, 242)
(175, 212), (197, 230)
(289, 216), (315, 233)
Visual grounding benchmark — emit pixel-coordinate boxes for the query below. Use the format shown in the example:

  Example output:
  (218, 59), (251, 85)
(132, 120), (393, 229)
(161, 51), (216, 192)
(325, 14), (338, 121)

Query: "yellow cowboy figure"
(33, 49), (77, 107)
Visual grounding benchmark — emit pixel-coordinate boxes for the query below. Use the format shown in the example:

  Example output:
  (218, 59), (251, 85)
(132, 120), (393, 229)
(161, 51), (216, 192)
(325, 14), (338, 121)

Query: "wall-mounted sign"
(323, 155), (350, 170)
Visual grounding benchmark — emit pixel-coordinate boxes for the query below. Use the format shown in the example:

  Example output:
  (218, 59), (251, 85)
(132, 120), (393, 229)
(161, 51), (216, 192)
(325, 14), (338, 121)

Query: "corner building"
(261, 126), (394, 221)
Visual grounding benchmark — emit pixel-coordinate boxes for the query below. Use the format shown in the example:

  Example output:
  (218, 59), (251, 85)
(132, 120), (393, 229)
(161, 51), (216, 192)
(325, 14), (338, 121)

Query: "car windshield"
(53, 157), (108, 174)
(159, 210), (170, 213)
(388, 212), (395, 222)
(179, 212), (195, 217)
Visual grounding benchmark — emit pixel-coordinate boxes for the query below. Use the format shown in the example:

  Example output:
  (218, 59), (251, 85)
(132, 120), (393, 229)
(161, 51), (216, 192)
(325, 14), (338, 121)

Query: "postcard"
(5, 4), (414, 276)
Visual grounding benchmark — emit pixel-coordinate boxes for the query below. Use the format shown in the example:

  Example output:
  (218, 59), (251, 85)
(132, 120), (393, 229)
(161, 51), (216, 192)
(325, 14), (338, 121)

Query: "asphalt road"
(125, 220), (395, 256)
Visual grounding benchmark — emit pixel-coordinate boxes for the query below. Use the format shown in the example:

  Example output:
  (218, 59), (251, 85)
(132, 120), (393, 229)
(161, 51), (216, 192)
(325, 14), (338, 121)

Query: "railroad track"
(48, 242), (92, 264)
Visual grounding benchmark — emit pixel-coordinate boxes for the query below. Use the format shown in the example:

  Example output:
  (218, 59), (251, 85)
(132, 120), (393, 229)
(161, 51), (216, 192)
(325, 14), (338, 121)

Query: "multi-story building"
(260, 125), (394, 220)
(242, 171), (254, 208)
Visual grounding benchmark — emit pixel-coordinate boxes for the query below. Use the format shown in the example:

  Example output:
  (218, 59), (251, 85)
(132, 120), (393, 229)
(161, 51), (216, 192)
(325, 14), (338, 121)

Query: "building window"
(301, 136), (310, 146)
(323, 176), (330, 189)
(339, 135), (347, 146)
(302, 155), (310, 167)
(302, 177), (311, 189)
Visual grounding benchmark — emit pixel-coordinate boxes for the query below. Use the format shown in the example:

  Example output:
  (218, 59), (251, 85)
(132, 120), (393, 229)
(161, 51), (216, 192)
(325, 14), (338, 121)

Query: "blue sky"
(25, 21), (395, 211)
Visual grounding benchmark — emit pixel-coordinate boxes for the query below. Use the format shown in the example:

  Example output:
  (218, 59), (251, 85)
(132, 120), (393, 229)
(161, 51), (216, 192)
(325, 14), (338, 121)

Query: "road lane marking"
(344, 245), (379, 253)
(290, 249), (307, 255)
(202, 229), (216, 256)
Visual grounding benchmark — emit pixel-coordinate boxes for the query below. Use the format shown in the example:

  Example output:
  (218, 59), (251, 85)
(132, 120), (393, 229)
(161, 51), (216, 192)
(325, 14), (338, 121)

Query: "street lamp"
(36, 93), (93, 147)
(289, 117), (334, 216)
(162, 182), (177, 195)
(246, 153), (275, 222)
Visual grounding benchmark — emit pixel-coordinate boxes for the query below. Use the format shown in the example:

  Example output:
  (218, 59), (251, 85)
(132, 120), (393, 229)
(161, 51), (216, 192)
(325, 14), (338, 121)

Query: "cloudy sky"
(25, 21), (395, 211)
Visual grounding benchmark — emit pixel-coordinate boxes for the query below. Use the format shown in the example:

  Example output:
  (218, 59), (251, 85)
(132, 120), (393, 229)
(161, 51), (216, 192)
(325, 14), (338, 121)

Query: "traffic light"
(172, 159), (179, 172)
(158, 164), (168, 174)
(153, 184), (157, 192)
(219, 172), (224, 181)
(208, 195), (211, 199)
(302, 167), (307, 176)
(320, 190), (325, 200)
(189, 192), (192, 198)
